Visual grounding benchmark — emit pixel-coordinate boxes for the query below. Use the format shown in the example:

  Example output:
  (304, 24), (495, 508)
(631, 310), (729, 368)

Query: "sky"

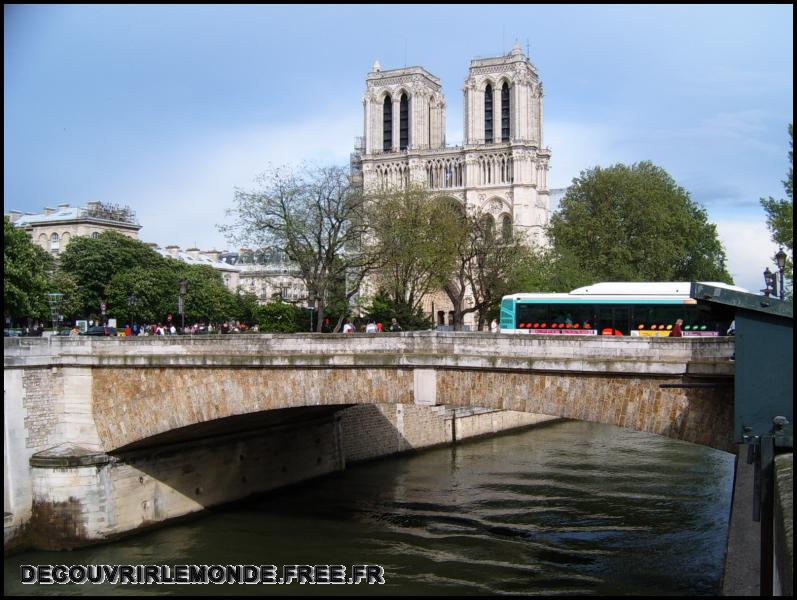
(4, 4), (793, 292)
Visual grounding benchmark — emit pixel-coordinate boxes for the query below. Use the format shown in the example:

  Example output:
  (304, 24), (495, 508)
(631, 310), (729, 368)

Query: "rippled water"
(4, 420), (735, 595)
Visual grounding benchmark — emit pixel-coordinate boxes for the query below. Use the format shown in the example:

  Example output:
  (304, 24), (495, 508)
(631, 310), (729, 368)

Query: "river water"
(4, 420), (735, 596)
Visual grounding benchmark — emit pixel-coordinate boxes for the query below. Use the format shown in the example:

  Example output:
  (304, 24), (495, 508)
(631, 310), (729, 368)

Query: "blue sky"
(4, 4), (793, 292)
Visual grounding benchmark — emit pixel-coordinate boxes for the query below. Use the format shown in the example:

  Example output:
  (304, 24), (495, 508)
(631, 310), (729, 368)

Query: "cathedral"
(354, 41), (553, 327)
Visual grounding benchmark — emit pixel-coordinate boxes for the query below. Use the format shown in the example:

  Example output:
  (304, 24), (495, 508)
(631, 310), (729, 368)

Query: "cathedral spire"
(510, 38), (523, 56)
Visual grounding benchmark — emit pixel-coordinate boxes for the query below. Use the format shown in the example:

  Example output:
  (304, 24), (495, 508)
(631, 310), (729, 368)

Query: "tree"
(364, 288), (432, 331)
(442, 206), (532, 330)
(4, 217), (53, 324)
(221, 164), (376, 332)
(464, 211), (533, 329)
(548, 161), (732, 284)
(256, 298), (304, 333)
(57, 231), (163, 319)
(760, 123), (793, 298)
(366, 184), (463, 315)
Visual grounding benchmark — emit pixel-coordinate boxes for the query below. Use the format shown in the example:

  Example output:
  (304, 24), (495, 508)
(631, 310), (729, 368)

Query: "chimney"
(57, 203), (70, 211)
(43, 207), (56, 215)
(165, 245), (181, 257)
(185, 247), (200, 259)
(200, 249), (221, 261)
(6, 210), (22, 223)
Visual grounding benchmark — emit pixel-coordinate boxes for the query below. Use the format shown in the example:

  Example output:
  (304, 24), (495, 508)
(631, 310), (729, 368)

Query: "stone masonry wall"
(25, 416), (342, 550)
(339, 403), (559, 463)
(437, 370), (734, 452)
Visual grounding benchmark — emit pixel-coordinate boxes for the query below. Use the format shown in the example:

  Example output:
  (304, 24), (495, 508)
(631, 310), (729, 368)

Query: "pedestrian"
(366, 321), (377, 333)
(390, 318), (402, 332)
(490, 319), (499, 333)
(376, 322), (383, 332)
(342, 320), (353, 333)
(670, 319), (684, 337)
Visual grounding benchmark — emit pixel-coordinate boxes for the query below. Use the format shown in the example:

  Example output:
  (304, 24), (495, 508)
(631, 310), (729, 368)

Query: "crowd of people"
(342, 318), (402, 333)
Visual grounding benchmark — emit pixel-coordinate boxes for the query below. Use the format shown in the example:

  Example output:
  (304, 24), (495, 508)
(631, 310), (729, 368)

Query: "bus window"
(516, 304), (548, 328)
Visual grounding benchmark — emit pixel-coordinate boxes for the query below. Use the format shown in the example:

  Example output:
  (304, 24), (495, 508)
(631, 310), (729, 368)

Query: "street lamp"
(47, 293), (64, 335)
(178, 281), (188, 333)
(775, 247), (787, 301)
(127, 294), (137, 333)
(762, 267), (777, 298)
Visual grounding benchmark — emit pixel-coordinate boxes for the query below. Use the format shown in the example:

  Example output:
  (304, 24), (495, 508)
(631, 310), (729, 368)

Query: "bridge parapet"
(4, 332), (734, 376)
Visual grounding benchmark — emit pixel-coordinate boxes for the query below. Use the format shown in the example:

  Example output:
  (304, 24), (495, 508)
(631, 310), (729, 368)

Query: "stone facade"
(359, 42), (550, 244)
(357, 42), (552, 327)
(6, 201), (140, 256)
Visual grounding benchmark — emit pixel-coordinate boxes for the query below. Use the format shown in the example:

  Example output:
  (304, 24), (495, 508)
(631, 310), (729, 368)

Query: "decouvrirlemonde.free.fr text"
(21, 564), (385, 585)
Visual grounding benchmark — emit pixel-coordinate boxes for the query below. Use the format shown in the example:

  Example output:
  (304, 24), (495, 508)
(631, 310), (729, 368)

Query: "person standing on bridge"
(670, 319), (684, 337)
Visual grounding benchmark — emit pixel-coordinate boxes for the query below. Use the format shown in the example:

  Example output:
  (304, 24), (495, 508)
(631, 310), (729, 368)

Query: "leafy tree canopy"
(57, 231), (163, 318)
(364, 288), (432, 331)
(4, 217), (53, 322)
(548, 161), (732, 286)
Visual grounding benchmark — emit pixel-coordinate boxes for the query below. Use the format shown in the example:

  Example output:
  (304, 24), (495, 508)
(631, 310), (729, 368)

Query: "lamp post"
(127, 294), (137, 334)
(775, 247), (787, 301)
(178, 281), (188, 334)
(762, 267), (777, 298)
(47, 293), (64, 335)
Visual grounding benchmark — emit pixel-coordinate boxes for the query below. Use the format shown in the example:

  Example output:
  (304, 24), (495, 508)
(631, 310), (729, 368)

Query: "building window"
(399, 93), (409, 150)
(482, 214), (496, 241)
(501, 82), (510, 142)
(484, 84), (493, 143)
(50, 232), (60, 253)
(502, 215), (513, 241)
(383, 95), (393, 151)
(91, 231), (100, 239)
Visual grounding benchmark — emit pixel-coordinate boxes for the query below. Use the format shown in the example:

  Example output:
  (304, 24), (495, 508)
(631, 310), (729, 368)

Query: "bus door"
(613, 306), (630, 334)
(598, 305), (629, 335)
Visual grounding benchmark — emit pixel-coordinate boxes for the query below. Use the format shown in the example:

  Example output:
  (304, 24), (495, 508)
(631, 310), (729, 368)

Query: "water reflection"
(4, 420), (734, 596)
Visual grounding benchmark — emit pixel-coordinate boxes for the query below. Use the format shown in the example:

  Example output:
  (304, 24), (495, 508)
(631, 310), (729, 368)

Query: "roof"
(11, 204), (140, 228)
(571, 282), (750, 296)
(156, 248), (240, 273)
(691, 282), (793, 319)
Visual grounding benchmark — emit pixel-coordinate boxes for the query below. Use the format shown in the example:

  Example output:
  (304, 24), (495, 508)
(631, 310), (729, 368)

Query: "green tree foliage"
(442, 205), (533, 330)
(760, 123), (793, 297)
(367, 185), (463, 314)
(58, 231), (163, 319)
(4, 217), (53, 323)
(256, 299), (303, 333)
(548, 161), (732, 286)
(48, 271), (82, 324)
(364, 288), (432, 331)
(58, 231), (255, 325)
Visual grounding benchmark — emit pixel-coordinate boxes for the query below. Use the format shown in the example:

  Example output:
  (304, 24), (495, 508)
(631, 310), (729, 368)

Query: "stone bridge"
(4, 332), (735, 549)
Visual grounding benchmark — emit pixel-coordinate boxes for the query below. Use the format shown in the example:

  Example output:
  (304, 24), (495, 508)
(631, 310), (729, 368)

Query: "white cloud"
(120, 109), (361, 252)
(545, 120), (628, 189)
(714, 217), (780, 292)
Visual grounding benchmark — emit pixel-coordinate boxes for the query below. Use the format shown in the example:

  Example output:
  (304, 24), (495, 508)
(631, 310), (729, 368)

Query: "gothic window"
(91, 231), (100, 239)
(383, 95), (392, 151)
(481, 214), (496, 241)
(501, 82), (510, 142)
(50, 232), (60, 253)
(399, 94), (409, 150)
(502, 215), (513, 241)
(484, 84), (493, 143)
